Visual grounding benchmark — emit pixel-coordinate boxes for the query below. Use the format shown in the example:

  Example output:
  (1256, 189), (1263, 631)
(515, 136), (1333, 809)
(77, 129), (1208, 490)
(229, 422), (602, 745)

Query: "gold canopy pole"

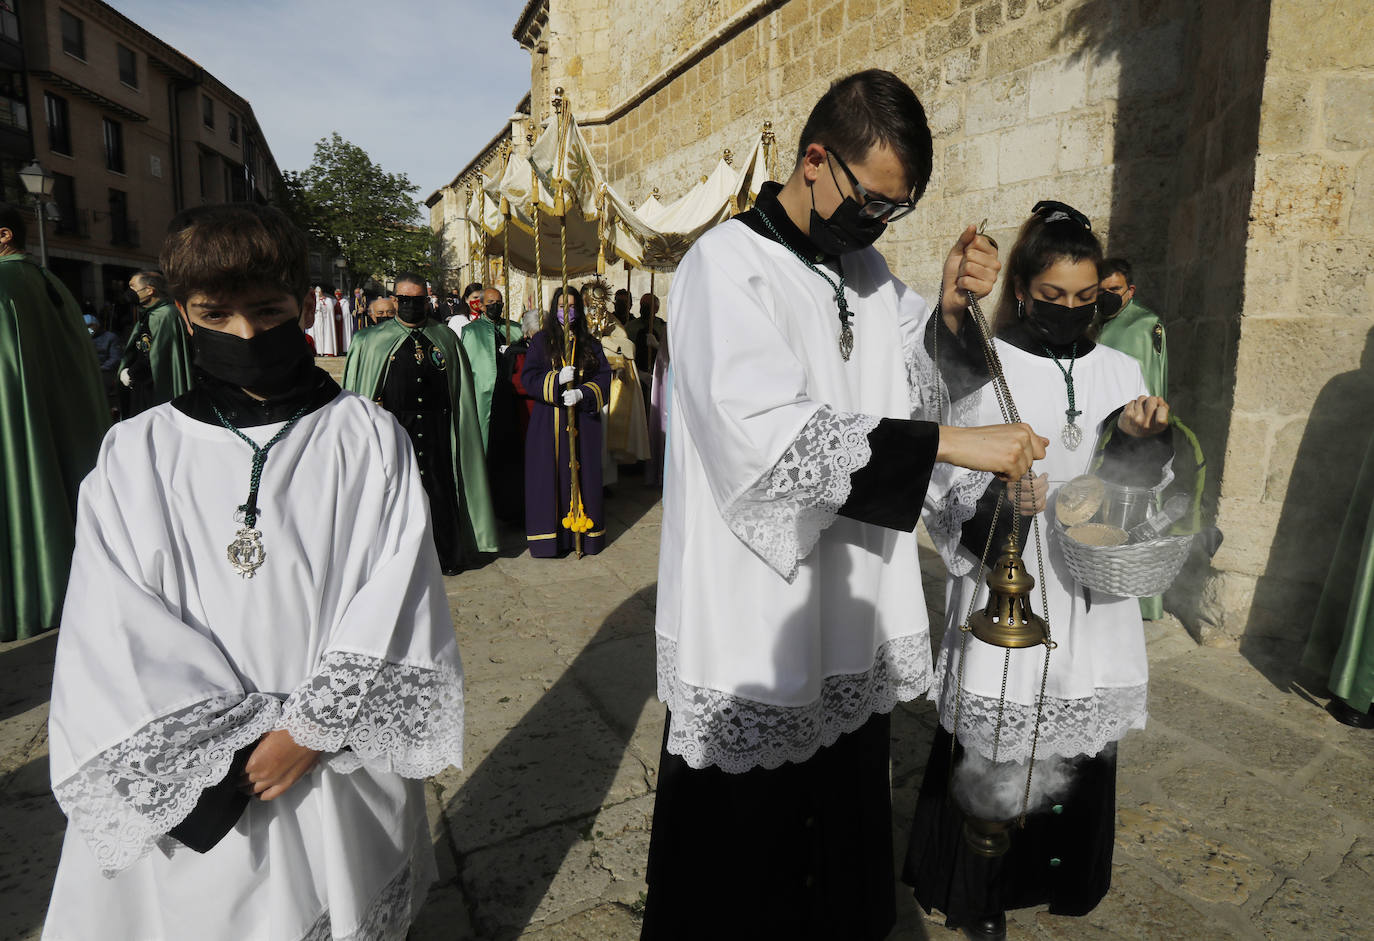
(476, 177), (490, 286)
(552, 87), (587, 558)
(464, 184), (474, 291)
(762, 120), (778, 180)
(529, 129), (542, 316)
(501, 140), (513, 345)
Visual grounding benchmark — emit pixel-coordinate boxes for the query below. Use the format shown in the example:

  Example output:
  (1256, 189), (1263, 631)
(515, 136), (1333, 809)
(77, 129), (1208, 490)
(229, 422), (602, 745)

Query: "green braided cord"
(755, 208), (850, 326)
(211, 403), (310, 529)
(1041, 342), (1079, 424)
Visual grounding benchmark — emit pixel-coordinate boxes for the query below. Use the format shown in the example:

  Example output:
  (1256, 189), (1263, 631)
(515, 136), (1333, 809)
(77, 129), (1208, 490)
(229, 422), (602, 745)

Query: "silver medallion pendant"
(1061, 422), (1083, 451)
(839, 322), (854, 361)
(227, 527), (267, 578)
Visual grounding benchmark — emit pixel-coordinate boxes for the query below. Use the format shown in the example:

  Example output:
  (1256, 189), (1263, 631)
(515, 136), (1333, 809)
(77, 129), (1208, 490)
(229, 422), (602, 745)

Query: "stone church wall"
(441, 0), (1373, 649)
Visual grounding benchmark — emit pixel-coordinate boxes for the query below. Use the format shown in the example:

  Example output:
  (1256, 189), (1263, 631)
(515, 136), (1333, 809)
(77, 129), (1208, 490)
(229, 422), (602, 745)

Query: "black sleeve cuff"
(924, 305), (990, 402)
(837, 418), (939, 532)
(1097, 406), (1175, 486)
(958, 477), (1042, 557)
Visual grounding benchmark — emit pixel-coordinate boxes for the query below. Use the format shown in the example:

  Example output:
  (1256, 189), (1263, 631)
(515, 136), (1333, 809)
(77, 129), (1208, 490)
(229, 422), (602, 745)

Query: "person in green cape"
(343, 271), (497, 574)
(458, 286), (526, 521)
(118, 269), (195, 416)
(1098, 256), (1168, 621)
(456, 286), (523, 450)
(1303, 426), (1374, 729)
(0, 203), (110, 641)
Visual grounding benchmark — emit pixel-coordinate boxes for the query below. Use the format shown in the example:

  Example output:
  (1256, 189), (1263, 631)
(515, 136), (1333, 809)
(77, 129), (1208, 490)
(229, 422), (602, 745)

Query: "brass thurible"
(968, 530), (1049, 649)
(962, 815), (1013, 858)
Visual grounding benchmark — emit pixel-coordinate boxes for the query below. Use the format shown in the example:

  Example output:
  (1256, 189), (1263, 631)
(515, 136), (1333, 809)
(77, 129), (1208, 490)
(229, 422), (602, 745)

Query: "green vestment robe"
(1303, 429), (1374, 712)
(459, 317), (499, 451)
(343, 319), (498, 554)
(120, 298), (195, 408)
(1097, 299), (1167, 399)
(1, 253), (110, 640)
(1097, 298), (1169, 619)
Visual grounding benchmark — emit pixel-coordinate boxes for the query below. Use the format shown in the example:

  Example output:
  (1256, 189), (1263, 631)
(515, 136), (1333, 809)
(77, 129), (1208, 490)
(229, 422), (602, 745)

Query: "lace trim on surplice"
(720, 405), (881, 583)
(657, 634), (932, 774)
(278, 650), (464, 779)
(300, 857), (428, 941)
(53, 692), (283, 877)
(930, 646), (1149, 763)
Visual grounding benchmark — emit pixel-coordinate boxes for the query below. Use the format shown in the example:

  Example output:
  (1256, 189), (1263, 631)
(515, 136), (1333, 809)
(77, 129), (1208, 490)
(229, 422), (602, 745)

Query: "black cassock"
(379, 330), (463, 571)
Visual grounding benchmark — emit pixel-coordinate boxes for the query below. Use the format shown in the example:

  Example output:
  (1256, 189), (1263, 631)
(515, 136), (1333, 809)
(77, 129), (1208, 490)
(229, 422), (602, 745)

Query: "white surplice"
(44, 391), (463, 941)
(313, 295), (339, 356)
(925, 340), (1152, 763)
(656, 218), (948, 774)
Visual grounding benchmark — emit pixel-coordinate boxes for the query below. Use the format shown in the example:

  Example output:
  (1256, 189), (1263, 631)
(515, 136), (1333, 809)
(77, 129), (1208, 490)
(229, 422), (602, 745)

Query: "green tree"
(281, 133), (434, 290)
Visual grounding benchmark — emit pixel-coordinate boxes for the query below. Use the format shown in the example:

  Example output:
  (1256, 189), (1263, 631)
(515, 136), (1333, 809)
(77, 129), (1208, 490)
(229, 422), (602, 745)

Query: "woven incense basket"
(1057, 523), (1194, 597)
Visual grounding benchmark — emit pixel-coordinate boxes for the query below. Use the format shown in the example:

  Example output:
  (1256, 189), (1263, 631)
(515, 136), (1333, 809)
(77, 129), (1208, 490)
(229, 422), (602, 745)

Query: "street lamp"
(18, 159), (54, 266)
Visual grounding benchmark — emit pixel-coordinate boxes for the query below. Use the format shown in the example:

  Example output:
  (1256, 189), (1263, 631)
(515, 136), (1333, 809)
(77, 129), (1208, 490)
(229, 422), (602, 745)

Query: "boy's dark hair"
(462, 281), (483, 300)
(161, 203), (307, 306)
(0, 202), (27, 248)
(394, 271), (426, 292)
(795, 69), (934, 204)
(1098, 256), (1134, 284)
(993, 202), (1104, 331)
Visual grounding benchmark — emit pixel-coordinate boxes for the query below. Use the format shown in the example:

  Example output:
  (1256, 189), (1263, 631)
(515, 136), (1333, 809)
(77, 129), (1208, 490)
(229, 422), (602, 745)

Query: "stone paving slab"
(2, 477), (1372, 940)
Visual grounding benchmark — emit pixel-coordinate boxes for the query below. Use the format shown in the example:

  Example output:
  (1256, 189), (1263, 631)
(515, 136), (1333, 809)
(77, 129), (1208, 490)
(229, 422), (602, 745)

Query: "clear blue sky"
(107, 0), (531, 213)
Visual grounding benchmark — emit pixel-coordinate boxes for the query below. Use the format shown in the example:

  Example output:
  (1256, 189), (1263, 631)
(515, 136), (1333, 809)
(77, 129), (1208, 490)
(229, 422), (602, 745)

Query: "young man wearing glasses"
(642, 69), (1048, 939)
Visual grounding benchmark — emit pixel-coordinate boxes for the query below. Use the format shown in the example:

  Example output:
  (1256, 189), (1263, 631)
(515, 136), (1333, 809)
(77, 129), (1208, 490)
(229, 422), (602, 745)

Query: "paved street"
(2, 473), (1371, 940)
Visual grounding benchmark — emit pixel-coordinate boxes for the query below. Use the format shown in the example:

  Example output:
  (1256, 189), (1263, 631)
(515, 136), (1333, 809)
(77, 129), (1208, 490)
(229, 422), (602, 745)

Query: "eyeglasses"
(827, 149), (918, 223)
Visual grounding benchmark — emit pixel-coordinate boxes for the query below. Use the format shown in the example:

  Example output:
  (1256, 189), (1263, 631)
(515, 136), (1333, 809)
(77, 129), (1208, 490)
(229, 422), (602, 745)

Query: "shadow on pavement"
(0, 753), (63, 941)
(439, 591), (659, 939)
(0, 633), (57, 724)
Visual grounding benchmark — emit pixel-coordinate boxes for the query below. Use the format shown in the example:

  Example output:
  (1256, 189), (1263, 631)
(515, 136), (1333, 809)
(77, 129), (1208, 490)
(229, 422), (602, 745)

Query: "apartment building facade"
(10, 0), (280, 308)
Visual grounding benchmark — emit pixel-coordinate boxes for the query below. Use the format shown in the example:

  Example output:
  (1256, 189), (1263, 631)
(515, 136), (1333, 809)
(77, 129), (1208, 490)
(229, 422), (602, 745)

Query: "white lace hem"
(930, 648), (1148, 763)
(53, 692), (284, 877)
(279, 651), (464, 779)
(720, 406), (881, 583)
(300, 856), (429, 941)
(657, 633), (932, 774)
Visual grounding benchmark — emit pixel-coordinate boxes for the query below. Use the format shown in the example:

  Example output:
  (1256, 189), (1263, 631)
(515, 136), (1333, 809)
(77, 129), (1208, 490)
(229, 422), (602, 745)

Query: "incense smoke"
(952, 749), (1080, 821)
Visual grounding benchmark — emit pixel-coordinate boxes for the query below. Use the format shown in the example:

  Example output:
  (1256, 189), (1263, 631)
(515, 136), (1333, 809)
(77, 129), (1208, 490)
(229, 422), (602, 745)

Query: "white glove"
(499, 345), (509, 355)
(558, 365), (576, 384)
(119, 368), (132, 388)
(561, 388), (584, 407)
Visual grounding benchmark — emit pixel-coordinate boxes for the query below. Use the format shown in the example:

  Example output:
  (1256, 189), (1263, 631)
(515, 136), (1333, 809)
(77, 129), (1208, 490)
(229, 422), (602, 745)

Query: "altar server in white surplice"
(312, 285), (339, 356)
(641, 70), (1047, 941)
(44, 203), (462, 941)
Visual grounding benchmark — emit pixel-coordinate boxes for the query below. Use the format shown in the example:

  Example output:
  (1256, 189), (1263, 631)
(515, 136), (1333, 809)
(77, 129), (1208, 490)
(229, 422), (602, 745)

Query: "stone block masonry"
(423, 0), (1374, 650)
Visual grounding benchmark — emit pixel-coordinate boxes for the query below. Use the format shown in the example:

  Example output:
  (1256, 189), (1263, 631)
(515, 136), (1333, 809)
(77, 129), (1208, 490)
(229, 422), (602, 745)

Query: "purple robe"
(521, 331), (611, 557)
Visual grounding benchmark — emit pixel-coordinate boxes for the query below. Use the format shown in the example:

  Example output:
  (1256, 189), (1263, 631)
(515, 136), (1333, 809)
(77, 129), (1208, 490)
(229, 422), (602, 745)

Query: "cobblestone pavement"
(2, 473), (1371, 940)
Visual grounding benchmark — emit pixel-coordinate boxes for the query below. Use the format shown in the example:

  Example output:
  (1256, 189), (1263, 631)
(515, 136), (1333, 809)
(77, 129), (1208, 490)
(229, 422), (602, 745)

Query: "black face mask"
(809, 189), (887, 256)
(1020, 297), (1096, 347)
(395, 295), (428, 324)
(1096, 290), (1124, 321)
(485, 301), (504, 319)
(192, 319), (310, 396)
